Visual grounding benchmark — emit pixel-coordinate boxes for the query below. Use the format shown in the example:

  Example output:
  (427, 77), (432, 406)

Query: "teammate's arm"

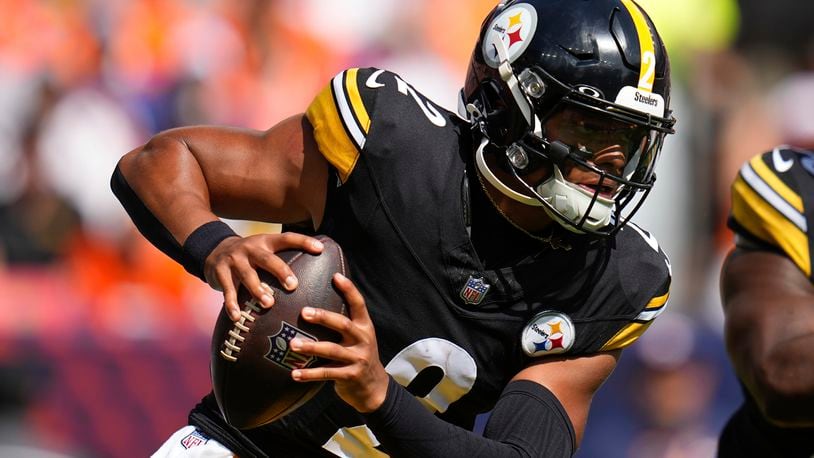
(721, 247), (814, 427)
(113, 114), (329, 320)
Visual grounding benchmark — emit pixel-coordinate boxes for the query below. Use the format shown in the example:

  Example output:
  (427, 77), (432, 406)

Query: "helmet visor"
(536, 103), (661, 198)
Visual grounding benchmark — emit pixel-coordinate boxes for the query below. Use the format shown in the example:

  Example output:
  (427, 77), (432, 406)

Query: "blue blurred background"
(1, 0), (813, 456)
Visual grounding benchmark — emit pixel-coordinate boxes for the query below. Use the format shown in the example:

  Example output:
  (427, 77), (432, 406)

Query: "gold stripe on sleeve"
(749, 155), (803, 213)
(305, 82), (361, 183)
(600, 291), (669, 351)
(345, 68), (370, 134)
(645, 292), (669, 309)
(600, 322), (653, 352)
(731, 176), (811, 277)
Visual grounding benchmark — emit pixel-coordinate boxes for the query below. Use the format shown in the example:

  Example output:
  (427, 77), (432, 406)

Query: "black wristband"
(182, 221), (238, 281)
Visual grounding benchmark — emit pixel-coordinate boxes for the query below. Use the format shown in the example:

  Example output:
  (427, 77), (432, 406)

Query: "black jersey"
(191, 68), (671, 458)
(720, 147), (814, 458)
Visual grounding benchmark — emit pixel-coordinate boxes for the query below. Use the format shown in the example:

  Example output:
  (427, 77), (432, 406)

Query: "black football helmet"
(460, 0), (676, 236)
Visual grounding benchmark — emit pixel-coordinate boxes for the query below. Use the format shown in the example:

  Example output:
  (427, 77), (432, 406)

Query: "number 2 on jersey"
(323, 338), (477, 457)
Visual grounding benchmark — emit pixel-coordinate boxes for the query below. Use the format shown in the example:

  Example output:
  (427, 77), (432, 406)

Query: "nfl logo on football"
(265, 322), (318, 370)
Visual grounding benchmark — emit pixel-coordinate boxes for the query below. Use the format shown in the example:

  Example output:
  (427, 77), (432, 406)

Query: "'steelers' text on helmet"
(461, 0), (676, 236)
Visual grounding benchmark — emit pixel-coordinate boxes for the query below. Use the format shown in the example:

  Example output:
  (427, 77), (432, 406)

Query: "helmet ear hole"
(476, 80), (508, 141)
(478, 79), (527, 145)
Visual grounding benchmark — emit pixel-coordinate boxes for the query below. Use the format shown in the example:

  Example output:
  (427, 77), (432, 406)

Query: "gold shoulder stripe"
(600, 290), (669, 351)
(739, 161), (806, 231)
(305, 71), (364, 183)
(620, 0), (655, 92)
(645, 292), (669, 309)
(732, 175), (811, 276)
(749, 155), (803, 213)
(731, 176), (778, 241)
(634, 291), (669, 322)
(600, 321), (653, 352)
(331, 69), (367, 150)
(344, 68), (371, 135)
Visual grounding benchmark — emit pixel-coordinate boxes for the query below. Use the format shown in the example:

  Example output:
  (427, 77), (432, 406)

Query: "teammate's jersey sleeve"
(305, 68), (380, 183)
(728, 146), (814, 279)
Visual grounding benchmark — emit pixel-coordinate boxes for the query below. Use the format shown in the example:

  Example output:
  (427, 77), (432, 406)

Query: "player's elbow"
(115, 135), (154, 178)
(753, 360), (814, 426)
(116, 133), (188, 181)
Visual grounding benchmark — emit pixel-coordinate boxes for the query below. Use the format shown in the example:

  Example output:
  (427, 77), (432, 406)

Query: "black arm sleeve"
(111, 164), (185, 262)
(110, 164), (208, 279)
(363, 377), (576, 458)
(188, 394), (269, 458)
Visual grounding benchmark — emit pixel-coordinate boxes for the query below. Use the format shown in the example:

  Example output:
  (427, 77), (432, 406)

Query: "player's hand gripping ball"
(210, 235), (349, 429)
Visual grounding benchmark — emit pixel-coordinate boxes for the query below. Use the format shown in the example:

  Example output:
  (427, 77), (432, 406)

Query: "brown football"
(210, 235), (348, 429)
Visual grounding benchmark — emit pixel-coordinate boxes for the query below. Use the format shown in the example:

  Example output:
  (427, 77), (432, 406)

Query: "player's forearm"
(112, 134), (237, 281)
(750, 333), (814, 427)
(363, 377), (574, 457)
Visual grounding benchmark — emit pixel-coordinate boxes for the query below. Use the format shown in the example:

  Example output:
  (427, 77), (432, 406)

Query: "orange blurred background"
(2, 0), (814, 456)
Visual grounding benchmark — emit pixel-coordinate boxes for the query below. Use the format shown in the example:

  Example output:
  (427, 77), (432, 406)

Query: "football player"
(718, 146), (814, 457)
(115, 0), (676, 456)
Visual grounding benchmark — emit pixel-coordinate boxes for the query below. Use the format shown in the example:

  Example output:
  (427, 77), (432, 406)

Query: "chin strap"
(474, 134), (615, 234)
(474, 136), (543, 207)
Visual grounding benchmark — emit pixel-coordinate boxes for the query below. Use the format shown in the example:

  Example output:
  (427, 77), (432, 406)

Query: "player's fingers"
(289, 338), (355, 364)
(231, 259), (275, 309)
(232, 257), (276, 308)
(300, 306), (359, 340)
(268, 232), (325, 255)
(250, 249), (298, 292)
(291, 365), (349, 383)
(215, 266), (241, 321)
(332, 273), (370, 324)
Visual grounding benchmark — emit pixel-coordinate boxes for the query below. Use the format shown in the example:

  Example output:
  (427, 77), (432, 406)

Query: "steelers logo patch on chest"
(521, 311), (575, 356)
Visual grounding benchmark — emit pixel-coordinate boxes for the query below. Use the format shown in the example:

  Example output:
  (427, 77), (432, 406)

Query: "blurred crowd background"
(1, 0), (813, 456)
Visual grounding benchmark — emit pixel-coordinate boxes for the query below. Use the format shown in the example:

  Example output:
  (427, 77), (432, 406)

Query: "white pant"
(152, 426), (235, 458)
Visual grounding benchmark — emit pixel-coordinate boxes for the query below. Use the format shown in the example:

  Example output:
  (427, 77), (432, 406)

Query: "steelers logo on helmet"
(482, 3), (538, 68)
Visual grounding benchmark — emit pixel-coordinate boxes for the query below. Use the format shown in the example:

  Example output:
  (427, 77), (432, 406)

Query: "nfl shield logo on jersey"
(180, 429), (209, 449)
(265, 322), (318, 370)
(521, 311), (576, 356)
(460, 275), (490, 305)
